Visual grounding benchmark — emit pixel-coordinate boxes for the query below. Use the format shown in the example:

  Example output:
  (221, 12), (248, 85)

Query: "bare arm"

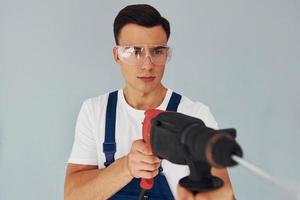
(64, 140), (161, 200)
(64, 156), (133, 200)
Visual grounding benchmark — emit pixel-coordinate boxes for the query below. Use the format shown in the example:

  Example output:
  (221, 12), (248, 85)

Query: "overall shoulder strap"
(166, 91), (182, 112)
(103, 91), (118, 167)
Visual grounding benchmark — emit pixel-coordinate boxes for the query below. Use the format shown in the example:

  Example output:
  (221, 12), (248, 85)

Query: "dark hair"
(113, 4), (170, 45)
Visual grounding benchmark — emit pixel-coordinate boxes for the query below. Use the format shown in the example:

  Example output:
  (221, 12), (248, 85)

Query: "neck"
(123, 85), (167, 110)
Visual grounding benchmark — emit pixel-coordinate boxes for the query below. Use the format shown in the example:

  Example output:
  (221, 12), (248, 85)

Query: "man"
(64, 4), (235, 200)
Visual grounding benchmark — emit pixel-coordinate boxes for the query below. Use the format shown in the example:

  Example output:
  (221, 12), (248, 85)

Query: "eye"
(133, 47), (143, 55)
(152, 47), (166, 55)
(154, 49), (163, 54)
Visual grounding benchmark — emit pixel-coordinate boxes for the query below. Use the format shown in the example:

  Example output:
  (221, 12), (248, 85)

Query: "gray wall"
(1, 0), (299, 199)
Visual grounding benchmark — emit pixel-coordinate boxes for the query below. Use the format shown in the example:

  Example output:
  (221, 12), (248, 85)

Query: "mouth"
(137, 76), (156, 82)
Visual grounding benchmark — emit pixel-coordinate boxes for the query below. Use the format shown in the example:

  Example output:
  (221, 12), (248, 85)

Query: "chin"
(135, 84), (157, 94)
(137, 87), (153, 94)
(127, 78), (163, 94)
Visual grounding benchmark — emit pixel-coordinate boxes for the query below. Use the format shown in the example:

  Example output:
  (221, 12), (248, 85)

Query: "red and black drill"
(139, 109), (243, 198)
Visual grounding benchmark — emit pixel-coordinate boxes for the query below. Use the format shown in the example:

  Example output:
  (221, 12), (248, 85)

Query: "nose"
(141, 55), (155, 70)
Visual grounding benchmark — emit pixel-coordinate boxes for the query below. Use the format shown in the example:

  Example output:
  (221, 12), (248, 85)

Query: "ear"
(113, 47), (120, 64)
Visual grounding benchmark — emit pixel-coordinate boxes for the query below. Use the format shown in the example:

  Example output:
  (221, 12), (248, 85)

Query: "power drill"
(139, 109), (243, 196)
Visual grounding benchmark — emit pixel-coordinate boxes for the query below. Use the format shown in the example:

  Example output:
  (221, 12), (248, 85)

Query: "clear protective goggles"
(116, 44), (172, 66)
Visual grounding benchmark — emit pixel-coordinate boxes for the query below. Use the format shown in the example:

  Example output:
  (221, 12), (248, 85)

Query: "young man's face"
(113, 24), (169, 94)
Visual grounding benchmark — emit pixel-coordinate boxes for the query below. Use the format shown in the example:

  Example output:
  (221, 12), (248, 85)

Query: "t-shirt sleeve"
(68, 99), (98, 165)
(192, 102), (219, 130)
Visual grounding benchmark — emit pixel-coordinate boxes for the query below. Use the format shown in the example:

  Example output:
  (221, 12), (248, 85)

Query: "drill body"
(141, 109), (243, 192)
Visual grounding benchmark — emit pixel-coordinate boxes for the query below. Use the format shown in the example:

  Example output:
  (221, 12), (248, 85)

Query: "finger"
(138, 161), (161, 171)
(140, 154), (161, 164)
(129, 151), (160, 164)
(132, 140), (153, 155)
(136, 169), (159, 179)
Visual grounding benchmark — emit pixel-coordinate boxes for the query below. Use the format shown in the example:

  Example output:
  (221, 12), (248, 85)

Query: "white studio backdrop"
(1, 0), (299, 199)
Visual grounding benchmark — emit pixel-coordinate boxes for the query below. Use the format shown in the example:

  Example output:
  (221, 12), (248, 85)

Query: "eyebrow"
(120, 43), (167, 46)
(152, 46), (167, 50)
(132, 45), (167, 49)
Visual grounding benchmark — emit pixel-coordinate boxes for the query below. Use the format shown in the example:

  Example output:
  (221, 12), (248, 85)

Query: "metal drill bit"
(232, 155), (300, 199)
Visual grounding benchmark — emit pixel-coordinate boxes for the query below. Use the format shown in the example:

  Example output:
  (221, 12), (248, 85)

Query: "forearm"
(64, 156), (133, 200)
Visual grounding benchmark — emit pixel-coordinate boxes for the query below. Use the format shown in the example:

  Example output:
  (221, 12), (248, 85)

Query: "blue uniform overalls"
(103, 90), (182, 200)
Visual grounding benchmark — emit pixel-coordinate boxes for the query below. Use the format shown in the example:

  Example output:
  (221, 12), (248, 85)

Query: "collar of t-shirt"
(118, 88), (173, 119)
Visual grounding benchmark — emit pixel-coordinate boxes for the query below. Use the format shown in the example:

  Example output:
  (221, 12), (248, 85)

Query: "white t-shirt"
(68, 88), (219, 196)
